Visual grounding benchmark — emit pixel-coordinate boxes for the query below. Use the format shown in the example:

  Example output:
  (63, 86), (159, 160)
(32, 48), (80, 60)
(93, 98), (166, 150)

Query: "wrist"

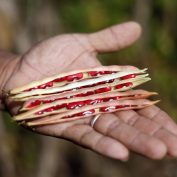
(0, 50), (20, 110)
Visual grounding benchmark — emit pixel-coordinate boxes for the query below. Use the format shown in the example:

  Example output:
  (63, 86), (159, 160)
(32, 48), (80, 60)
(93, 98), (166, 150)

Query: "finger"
(93, 113), (167, 159)
(153, 128), (177, 157)
(115, 110), (177, 157)
(114, 110), (161, 136)
(137, 105), (177, 135)
(34, 116), (91, 136)
(62, 124), (129, 161)
(88, 21), (141, 53)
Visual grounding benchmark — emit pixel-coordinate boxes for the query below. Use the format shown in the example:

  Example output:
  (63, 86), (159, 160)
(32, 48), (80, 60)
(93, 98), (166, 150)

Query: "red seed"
(44, 107), (55, 112)
(84, 99), (102, 105)
(95, 87), (112, 94)
(102, 97), (110, 102)
(115, 84), (124, 89)
(27, 100), (41, 108)
(100, 106), (116, 112)
(89, 71), (98, 76)
(37, 84), (46, 89)
(74, 93), (85, 97)
(84, 109), (95, 115)
(65, 73), (83, 82)
(91, 99), (100, 105)
(115, 105), (129, 109)
(100, 71), (117, 75)
(74, 109), (95, 117)
(75, 91), (94, 97)
(106, 79), (115, 83)
(67, 101), (85, 110)
(43, 99), (53, 104)
(35, 111), (43, 115)
(120, 74), (136, 80)
(99, 71), (106, 75)
(41, 106), (57, 113)
(102, 97), (117, 102)
(35, 104), (67, 115)
(79, 86), (88, 89)
(97, 81), (106, 85)
(115, 82), (133, 89)
(103, 71), (115, 74)
(53, 104), (67, 110)
(125, 82), (133, 87)
(84, 99), (93, 105)
(63, 115), (70, 119)
(38, 81), (53, 89)
(46, 81), (53, 87)
(84, 91), (95, 96)
(53, 77), (66, 82)
(89, 71), (105, 76)
(92, 81), (107, 86)
(88, 71), (116, 77)
(24, 80), (54, 92)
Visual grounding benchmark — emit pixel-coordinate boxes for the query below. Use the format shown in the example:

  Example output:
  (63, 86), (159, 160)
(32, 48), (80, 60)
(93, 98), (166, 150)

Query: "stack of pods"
(8, 66), (159, 127)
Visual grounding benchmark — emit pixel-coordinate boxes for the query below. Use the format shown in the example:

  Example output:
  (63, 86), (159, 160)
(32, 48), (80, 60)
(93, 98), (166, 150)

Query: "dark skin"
(1, 21), (177, 161)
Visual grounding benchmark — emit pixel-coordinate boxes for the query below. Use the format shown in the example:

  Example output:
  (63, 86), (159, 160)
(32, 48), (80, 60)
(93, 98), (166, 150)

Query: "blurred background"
(0, 0), (177, 177)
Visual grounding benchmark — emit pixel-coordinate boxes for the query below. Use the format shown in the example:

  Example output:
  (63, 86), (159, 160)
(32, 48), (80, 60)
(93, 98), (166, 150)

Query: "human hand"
(3, 22), (177, 161)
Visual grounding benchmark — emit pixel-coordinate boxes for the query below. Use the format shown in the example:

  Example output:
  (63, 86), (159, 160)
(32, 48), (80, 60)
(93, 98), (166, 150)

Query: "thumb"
(88, 21), (142, 53)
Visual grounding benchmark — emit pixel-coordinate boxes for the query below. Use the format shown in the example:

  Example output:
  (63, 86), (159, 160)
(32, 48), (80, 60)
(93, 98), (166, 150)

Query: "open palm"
(4, 22), (177, 161)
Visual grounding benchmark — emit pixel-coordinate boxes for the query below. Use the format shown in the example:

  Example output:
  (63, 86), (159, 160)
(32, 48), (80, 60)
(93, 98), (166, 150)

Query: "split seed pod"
(8, 66), (159, 127)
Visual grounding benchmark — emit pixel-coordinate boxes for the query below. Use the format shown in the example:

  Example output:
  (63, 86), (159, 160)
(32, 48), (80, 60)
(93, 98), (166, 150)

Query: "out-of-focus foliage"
(0, 0), (177, 177)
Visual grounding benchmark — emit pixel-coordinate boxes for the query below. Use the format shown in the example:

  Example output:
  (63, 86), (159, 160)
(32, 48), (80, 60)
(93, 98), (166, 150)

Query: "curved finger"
(137, 105), (177, 135)
(114, 110), (161, 135)
(93, 113), (167, 159)
(62, 124), (129, 161)
(153, 128), (177, 157)
(115, 110), (177, 157)
(88, 21), (141, 53)
(35, 118), (129, 160)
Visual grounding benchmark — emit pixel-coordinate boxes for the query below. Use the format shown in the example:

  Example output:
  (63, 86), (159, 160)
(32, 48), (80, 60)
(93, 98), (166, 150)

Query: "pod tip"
(151, 100), (161, 105)
(149, 92), (158, 96)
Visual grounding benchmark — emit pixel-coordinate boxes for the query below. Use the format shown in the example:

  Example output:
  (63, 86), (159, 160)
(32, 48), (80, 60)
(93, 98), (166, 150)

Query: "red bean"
(115, 82), (133, 89)
(65, 73), (83, 81)
(53, 77), (66, 82)
(106, 79), (115, 83)
(102, 97), (117, 102)
(100, 106), (116, 112)
(75, 91), (94, 97)
(88, 71), (98, 76)
(67, 101), (85, 109)
(35, 111), (43, 115)
(95, 87), (112, 94)
(27, 100), (41, 108)
(115, 105), (129, 109)
(37, 81), (53, 89)
(53, 104), (67, 110)
(73, 109), (95, 117)
(88, 71), (116, 76)
(85, 99), (102, 105)
(120, 74), (136, 80)
(43, 100), (53, 104)
(35, 104), (66, 115)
